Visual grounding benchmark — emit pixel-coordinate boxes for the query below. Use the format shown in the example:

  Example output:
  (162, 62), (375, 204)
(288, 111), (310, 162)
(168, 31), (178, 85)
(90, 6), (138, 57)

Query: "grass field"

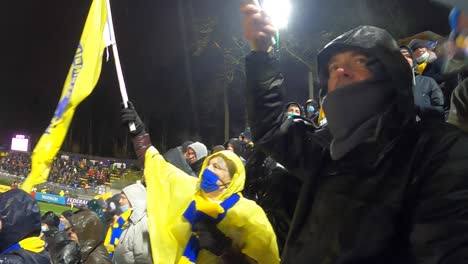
(37, 201), (78, 216)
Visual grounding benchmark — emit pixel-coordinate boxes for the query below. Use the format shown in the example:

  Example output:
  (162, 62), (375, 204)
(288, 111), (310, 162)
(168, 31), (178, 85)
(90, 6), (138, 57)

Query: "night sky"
(0, 0), (452, 158)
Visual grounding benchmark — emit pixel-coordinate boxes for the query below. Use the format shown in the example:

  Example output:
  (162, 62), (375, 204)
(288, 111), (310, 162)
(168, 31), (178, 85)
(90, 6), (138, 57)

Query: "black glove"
(121, 101), (146, 136)
(193, 217), (232, 256)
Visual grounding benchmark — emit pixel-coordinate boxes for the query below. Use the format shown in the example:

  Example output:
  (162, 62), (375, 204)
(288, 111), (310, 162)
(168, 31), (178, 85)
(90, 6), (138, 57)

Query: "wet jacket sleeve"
(245, 51), (322, 181)
(410, 133), (468, 262)
(0, 254), (24, 264)
(448, 78), (468, 132)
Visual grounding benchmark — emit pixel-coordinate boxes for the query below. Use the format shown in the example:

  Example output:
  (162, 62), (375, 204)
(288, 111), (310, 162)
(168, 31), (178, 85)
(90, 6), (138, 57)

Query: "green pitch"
(37, 201), (78, 216)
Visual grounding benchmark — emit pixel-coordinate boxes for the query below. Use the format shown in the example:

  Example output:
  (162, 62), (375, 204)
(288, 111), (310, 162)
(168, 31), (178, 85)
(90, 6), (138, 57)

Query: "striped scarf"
(1, 236), (45, 254)
(104, 209), (131, 258)
(178, 193), (240, 264)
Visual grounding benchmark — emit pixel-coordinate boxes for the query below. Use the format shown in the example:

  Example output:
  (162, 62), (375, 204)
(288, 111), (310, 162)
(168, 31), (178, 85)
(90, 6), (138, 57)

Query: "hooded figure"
(0, 189), (50, 264)
(223, 138), (247, 163)
(304, 99), (320, 125)
(163, 141), (195, 176)
(244, 24), (468, 263)
(47, 231), (82, 264)
(400, 45), (445, 120)
(41, 211), (61, 251)
(103, 193), (130, 259)
(112, 184), (152, 264)
(284, 102), (304, 117)
(68, 210), (111, 264)
(187, 142), (208, 176)
(409, 39), (459, 108)
(140, 148), (279, 263)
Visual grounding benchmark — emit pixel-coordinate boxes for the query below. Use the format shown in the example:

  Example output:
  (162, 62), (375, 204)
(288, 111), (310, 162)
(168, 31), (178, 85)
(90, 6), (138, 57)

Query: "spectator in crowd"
(67, 210), (111, 264)
(163, 141), (195, 176)
(113, 183), (152, 264)
(285, 102), (304, 117)
(241, 4), (468, 263)
(400, 46), (445, 120)
(186, 142), (208, 176)
(104, 195), (126, 258)
(0, 189), (50, 263)
(304, 98), (320, 126)
(103, 194), (122, 230)
(409, 39), (459, 109)
(0, 151), (130, 192)
(41, 211), (61, 250)
(60, 210), (74, 230)
(211, 145), (225, 154)
(224, 138), (247, 164)
(121, 102), (279, 263)
(47, 231), (82, 264)
(238, 128), (254, 160)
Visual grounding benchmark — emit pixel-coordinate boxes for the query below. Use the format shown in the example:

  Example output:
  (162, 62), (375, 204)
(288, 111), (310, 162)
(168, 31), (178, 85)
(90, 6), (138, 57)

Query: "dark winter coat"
(244, 150), (300, 253)
(163, 146), (195, 176)
(448, 78), (468, 132)
(0, 189), (50, 264)
(47, 231), (81, 264)
(68, 210), (111, 264)
(413, 75), (444, 120)
(189, 156), (205, 177)
(245, 26), (468, 263)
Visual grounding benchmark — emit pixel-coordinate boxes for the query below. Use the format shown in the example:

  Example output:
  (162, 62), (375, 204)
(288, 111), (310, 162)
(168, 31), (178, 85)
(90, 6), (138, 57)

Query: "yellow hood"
(197, 150), (245, 201)
(144, 146), (279, 264)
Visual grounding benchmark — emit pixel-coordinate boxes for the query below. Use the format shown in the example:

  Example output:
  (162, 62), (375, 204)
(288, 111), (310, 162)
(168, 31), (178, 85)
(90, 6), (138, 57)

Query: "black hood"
(317, 25), (415, 129)
(68, 210), (103, 261)
(41, 211), (60, 228)
(0, 189), (42, 252)
(400, 45), (417, 70)
(285, 101), (304, 116)
(224, 138), (243, 155)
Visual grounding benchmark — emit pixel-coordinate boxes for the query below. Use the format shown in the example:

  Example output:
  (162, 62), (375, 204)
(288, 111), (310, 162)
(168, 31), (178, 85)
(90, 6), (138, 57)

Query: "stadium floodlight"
(262, 0), (292, 29)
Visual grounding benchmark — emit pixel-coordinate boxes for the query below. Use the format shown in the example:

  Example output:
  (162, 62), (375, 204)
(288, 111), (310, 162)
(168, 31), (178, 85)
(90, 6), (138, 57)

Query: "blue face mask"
(58, 222), (65, 232)
(41, 226), (48, 232)
(307, 105), (315, 113)
(200, 169), (220, 193)
(120, 204), (130, 213)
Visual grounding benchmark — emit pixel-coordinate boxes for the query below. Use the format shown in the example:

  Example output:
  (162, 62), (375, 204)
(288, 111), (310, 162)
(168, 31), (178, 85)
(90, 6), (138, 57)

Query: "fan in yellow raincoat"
(121, 102), (280, 264)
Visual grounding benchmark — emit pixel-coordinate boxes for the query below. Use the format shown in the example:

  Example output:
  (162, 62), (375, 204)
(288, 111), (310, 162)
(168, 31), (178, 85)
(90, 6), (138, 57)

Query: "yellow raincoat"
(144, 147), (279, 264)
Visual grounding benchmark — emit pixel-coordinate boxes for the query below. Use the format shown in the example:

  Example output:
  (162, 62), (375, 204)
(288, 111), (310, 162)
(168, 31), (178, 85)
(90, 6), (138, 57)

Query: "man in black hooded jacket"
(241, 4), (468, 263)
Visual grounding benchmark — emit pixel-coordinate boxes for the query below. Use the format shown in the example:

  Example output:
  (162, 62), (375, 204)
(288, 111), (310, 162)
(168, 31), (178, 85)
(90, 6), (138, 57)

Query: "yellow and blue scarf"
(178, 193), (240, 264)
(1, 236), (45, 255)
(104, 209), (131, 258)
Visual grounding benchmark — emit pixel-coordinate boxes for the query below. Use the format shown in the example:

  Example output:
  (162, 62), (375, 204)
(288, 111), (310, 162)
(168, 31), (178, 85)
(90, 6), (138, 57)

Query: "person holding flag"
(121, 102), (280, 264)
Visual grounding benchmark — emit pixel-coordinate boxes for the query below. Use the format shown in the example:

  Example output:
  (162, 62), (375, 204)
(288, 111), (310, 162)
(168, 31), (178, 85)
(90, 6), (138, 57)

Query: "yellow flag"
(22, 0), (108, 192)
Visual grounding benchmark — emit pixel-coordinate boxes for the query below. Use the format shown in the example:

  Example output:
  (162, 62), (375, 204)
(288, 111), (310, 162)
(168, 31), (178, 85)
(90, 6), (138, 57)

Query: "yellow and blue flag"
(22, 0), (109, 192)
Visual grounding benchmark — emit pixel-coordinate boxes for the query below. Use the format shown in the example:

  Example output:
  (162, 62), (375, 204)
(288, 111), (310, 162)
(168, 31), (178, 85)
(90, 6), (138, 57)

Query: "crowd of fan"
(0, 151), (128, 189)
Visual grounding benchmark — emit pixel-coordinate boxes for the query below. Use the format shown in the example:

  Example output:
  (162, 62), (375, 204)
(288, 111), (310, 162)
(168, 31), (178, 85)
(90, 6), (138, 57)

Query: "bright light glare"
(262, 0), (291, 29)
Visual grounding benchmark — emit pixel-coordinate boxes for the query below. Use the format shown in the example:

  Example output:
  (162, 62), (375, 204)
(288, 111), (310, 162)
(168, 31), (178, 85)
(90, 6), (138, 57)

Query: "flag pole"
(105, 0), (136, 131)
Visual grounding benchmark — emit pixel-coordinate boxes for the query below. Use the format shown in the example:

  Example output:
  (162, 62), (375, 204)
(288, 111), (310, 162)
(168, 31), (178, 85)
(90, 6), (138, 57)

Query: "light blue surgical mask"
(120, 204), (130, 213)
(200, 169), (220, 193)
(307, 105), (315, 113)
(41, 226), (48, 232)
(58, 222), (65, 231)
